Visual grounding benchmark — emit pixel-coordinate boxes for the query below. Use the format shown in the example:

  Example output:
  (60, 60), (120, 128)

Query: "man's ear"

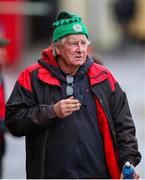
(55, 45), (61, 55)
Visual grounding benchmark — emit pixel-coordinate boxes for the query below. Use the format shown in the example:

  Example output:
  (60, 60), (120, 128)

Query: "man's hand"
(120, 171), (140, 179)
(53, 96), (81, 118)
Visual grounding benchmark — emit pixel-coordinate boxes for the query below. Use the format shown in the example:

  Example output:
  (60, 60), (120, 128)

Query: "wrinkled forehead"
(65, 34), (88, 42)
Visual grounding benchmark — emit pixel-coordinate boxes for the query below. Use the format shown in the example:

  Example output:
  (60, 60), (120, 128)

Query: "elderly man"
(5, 11), (141, 179)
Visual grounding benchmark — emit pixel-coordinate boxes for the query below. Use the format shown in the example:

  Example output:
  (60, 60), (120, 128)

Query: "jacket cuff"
(47, 104), (57, 119)
(121, 159), (135, 169)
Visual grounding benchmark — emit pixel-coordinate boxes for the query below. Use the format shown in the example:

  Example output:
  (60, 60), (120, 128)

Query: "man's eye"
(72, 42), (77, 45)
(82, 42), (87, 45)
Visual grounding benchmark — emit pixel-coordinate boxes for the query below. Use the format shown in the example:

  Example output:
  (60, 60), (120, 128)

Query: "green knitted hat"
(52, 11), (89, 42)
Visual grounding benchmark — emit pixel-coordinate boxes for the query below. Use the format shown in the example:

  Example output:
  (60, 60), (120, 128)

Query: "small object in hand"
(123, 162), (134, 179)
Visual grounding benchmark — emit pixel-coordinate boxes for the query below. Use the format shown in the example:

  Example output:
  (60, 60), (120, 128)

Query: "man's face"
(56, 34), (89, 67)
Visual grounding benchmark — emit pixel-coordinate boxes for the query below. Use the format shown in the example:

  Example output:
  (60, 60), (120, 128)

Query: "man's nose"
(76, 43), (84, 52)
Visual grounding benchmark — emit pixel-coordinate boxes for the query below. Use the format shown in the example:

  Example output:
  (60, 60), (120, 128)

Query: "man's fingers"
(66, 102), (81, 109)
(61, 96), (81, 110)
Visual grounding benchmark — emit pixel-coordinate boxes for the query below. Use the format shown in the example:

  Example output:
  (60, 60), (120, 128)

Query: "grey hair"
(52, 37), (66, 57)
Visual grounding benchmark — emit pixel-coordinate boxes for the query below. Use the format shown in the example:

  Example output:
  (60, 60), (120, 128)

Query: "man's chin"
(75, 59), (85, 65)
(73, 61), (84, 67)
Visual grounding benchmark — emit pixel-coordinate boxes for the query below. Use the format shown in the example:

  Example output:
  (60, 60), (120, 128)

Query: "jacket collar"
(37, 67), (61, 86)
(87, 63), (108, 86)
(41, 46), (59, 67)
